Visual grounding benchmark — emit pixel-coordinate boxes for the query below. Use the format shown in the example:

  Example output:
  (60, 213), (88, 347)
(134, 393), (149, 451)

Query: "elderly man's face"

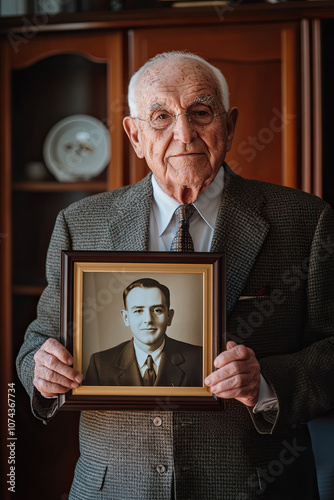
(123, 58), (238, 203)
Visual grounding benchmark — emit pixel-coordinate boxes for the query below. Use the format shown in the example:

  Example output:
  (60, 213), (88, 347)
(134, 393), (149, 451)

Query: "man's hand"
(204, 341), (261, 407)
(33, 338), (83, 398)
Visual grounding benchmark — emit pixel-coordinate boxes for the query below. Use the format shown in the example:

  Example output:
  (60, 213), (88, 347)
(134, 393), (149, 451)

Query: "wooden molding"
(281, 25), (298, 189)
(312, 19), (323, 199)
(301, 18), (312, 193)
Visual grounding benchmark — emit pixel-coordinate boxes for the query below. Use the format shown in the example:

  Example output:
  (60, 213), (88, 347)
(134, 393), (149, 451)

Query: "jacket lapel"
(108, 174), (153, 251)
(211, 165), (270, 314)
(115, 340), (143, 386)
(155, 336), (187, 386)
(155, 352), (186, 387)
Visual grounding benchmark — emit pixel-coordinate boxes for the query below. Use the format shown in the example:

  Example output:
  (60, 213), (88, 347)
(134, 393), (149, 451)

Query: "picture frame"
(59, 251), (226, 411)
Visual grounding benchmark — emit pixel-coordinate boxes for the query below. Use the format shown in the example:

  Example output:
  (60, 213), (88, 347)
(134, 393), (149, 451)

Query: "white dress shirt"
(149, 166), (224, 252)
(148, 166), (278, 413)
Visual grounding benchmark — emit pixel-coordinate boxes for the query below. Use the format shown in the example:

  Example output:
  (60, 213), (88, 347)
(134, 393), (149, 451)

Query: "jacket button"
(156, 464), (167, 475)
(153, 417), (162, 427)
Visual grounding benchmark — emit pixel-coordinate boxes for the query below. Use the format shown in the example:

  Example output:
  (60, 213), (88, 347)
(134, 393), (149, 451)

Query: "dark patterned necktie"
(143, 355), (156, 386)
(170, 204), (195, 252)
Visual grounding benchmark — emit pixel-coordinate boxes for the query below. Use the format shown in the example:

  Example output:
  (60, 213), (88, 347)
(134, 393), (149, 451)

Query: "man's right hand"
(33, 338), (83, 398)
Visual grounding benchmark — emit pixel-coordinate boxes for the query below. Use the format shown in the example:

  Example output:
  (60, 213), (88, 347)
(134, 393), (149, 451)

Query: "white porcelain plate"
(43, 115), (111, 182)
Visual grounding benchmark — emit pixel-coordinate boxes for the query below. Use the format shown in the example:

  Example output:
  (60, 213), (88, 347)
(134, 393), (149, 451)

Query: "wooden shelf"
(12, 181), (108, 192)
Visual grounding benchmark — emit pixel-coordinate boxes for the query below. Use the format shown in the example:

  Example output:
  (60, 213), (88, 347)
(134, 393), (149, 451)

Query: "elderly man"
(17, 51), (334, 500)
(84, 277), (202, 387)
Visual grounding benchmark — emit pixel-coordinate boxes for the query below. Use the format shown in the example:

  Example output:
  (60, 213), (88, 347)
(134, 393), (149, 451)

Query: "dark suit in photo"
(84, 336), (203, 387)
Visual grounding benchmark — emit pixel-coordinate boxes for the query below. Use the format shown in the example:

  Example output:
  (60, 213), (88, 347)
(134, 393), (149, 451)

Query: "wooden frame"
(59, 251), (226, 410)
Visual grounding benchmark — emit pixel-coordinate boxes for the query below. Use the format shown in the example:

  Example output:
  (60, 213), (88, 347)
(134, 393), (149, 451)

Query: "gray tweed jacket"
(16, 165), (334, 500)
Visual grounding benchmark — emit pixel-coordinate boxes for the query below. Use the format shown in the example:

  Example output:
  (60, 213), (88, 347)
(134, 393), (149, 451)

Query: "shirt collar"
(151, 175), (179, 236)
(133, 337), (166, 368)
(151, 166), (225, 236)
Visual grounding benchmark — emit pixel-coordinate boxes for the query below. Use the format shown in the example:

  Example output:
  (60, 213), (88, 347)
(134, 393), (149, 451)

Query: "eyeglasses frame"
(133, 109), (227, 130)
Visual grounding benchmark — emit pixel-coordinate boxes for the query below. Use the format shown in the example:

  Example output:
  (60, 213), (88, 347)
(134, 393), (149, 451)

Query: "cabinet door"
(9, 31), (125, 190)
(128, 23), (299, 188)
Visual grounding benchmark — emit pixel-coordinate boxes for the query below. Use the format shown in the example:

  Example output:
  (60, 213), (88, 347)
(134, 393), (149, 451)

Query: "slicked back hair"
(123, 278), (171, 310)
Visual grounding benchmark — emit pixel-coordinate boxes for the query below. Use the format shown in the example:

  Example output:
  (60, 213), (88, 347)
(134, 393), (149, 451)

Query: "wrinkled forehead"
(137, 59), (221, 112)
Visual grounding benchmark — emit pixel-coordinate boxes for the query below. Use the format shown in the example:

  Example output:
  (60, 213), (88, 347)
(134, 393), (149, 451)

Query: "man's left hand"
(204, 341), (261, 407)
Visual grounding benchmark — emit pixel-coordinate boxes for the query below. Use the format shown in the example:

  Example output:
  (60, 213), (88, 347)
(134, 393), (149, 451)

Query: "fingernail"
(75, 374), (83, 383)
(71, 381), (79, 388)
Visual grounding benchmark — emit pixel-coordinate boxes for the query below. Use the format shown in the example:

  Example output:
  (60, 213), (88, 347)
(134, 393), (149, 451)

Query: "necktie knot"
(170, 204), (195, 252)
(174, 204), (195, 225)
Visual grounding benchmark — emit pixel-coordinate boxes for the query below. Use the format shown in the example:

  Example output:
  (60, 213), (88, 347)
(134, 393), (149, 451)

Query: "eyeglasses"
(134, 109), (226, 131)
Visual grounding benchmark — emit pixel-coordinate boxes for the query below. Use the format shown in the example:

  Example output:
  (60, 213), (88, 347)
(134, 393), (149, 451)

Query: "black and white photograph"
(82, 273), (204, 388)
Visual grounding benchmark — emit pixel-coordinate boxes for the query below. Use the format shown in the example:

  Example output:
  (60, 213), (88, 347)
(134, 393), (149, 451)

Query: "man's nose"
(142, 309), (153, 323)
(172, 113), (197, 143)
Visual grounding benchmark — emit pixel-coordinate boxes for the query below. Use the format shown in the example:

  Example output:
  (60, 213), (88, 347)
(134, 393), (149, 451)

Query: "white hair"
(127, 50), (229, 117)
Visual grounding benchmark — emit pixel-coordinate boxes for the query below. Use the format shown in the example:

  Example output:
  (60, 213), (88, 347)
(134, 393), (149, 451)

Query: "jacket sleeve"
(250, 204), (334, 434)
(16, 210), (72, 423)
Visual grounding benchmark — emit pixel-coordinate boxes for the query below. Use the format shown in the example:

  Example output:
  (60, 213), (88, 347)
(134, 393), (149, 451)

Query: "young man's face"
(121, 287), (174, 353)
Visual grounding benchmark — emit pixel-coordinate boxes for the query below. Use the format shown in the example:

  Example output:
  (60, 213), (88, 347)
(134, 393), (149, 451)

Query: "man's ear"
(167, 309), (175, 327)
(123, 116), (145, 159)
(225, 107), (239, 152)
(120, 309), (130, 327)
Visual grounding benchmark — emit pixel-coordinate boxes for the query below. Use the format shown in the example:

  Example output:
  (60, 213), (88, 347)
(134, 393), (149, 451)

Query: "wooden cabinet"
(0, 4), (333, 499)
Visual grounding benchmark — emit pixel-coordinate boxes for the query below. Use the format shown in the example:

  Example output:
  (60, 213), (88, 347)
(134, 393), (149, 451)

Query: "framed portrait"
(59, 251), (226, 410)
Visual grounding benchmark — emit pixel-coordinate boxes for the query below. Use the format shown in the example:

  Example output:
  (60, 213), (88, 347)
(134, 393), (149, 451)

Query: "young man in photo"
(84, 278), (203, 387)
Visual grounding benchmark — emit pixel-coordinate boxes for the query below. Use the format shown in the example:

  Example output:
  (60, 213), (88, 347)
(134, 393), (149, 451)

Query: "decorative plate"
(43, 115), (111, 182)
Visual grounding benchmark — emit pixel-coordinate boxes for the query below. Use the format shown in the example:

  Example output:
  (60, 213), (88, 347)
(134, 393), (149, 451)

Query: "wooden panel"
(281, 25), (299, 188)
(312, 19), (323, 199)
(9, 32), (113, 67)
(301, 19), (312, 193)
(105, 31), (126, 189)
(214, 57), (281, 185)
(129, 24), (282, 63)
(128, 22), (299, 188)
